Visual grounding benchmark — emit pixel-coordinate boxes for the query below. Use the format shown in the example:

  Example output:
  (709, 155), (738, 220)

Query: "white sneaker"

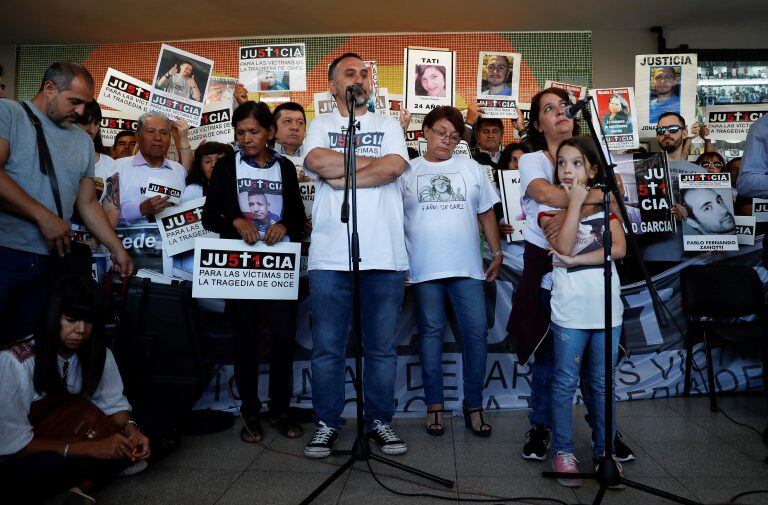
(304, 422), (339, 459)
(366, 420), (407, 455)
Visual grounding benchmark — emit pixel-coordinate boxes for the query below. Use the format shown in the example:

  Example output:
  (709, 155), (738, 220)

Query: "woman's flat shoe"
(463, 405), (492, 437)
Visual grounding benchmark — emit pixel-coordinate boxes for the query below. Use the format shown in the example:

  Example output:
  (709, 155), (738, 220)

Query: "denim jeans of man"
(309, 269), (404, 431)
(0, 246), (52, 347)
(550, 323), (620, 457)
(413, 277), (488, 409)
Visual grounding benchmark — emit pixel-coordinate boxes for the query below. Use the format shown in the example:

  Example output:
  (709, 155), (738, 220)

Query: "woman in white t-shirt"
(400, 106), (502, 438)
(538, 137), (626, 487)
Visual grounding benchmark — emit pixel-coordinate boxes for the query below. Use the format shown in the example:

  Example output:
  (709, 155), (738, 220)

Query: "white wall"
(0, 45), (17, 99)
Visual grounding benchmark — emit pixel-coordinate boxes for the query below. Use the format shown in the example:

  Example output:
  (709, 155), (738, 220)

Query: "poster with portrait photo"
(635, 53), (697, 137)
(403, 47), (455, 113)
(205, 76), (238, 107)
(239, 44), (306, 93)
(544, 81), (587, 103)
(589, 87), (639, 151)
(476, 52), (521, 119)
(149, 44), (213, 127)
(679, 172), (737, 251)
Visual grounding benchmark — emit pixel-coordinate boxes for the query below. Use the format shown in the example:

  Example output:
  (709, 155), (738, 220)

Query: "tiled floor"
(93, 395), (768, 505)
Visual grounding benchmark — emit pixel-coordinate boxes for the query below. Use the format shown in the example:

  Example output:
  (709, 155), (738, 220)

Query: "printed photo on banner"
(633, 153), (674, 234)
(205, 76), (239, 106)
(634, 54), (697, 136)
(403, 47), (456, 113)
(544, 80), (587, 103)
(736, 215), (756, 246)
(476, 52), (521, 119)
(100, 109), (139, 147)
(497, 169), (525, 242)
(188, 102), (234, 149)
(145, 176), (183, 205)
(313, 91), (337, 116)
(679, 172), (737, 252)
(156, 197), (218, 257)
(239, 43), (307, 93)
(149, 44), (213, 127)
(98, 68), (151, 116)
(589, 87), (639, 151)
(192, 238), (301, 300)
(236, 178), (283, 236)
(705, 104), (768, 143)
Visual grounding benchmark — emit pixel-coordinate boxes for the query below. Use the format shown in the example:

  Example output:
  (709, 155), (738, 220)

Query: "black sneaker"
(304, 422), (339, 459)
(613, 431), (636, 463)
(366, 420), (407, 455)
(522, 425), (550, 461)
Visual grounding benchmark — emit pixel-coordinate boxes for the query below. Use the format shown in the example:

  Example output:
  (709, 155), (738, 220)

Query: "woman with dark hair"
(202, 101), (306, 443)
(74, 101), (116, 206)
(181, 141), (235, 202)
(0, 276), (150, 504)
(399, 106), (502, 437)
(415, 65), (447, 97)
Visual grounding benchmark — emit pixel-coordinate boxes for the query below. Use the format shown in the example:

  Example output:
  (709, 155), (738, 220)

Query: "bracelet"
(178, 146), (192, 152)
(63, 443), (70, 458)
(121, 419), (139, 433)
(491, 249), (503, 258)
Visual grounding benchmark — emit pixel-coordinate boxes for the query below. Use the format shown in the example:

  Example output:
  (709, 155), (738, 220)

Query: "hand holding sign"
(233, 217), (260, 245)
(263, 223), (287, 245)
(140, 195), (172, 216)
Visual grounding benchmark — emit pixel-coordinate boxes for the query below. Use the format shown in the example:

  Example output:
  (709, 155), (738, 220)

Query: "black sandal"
(425, 408), (447, 437)
(240, 415), (263, 443)
(462, 405), (492, 437)
(269, 414), (304, 438)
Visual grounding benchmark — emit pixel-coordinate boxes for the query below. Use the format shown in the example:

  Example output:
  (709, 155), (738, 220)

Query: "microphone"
(346, 84), (367, 106)
(564, 98), (589, 119)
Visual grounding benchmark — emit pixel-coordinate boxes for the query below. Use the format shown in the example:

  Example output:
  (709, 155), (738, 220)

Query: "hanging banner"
(100, 109), (139, 147)
(149, 44), (213, 127)
(476, 52), (521, 119)
(403, 47), (456, 113)
(156, 197), (218, 257)
(680, 173), (737, 252)
(634, 53), (698, 137)
(239, 43), (307, 93)
(98, 68), (151, 115)
(497, 169), (525, 242)
(705, 104), (768, 143)
(192, 238), (301, 300)
(634, 154), (674, 234)
(589, 87), (640, 151)
(115, 224), (164, 272)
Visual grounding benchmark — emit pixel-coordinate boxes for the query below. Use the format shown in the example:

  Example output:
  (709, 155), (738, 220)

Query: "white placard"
(735, 215), (756, 246)
(313, 91), (337, 116)
(148, 44), (213, 127)
(98, 68), (151, 115)
(145, 177), (183, 205)
(192, 238), (301, 300)
(156, 197), (218, 256)
(588, 87), (640, 151)
(679, 172), (737, 252)
(634, 53), (697, 137)
(403, 47), (456, 113)
(239, 43), (306, 93)
(188, 102), (234, 149)
(544, 81), (588, 102)
(753, 198), (768, 222)
(705, 105), (768, 143)
(476, 51), (521, 119)
(298, 181), (314, 217)
(498, 169), (525, 242)
(100, 109), (139, 147)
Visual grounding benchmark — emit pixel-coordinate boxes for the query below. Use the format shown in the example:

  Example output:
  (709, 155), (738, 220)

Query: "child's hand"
(565, 178), (589, 206)
(549, 248), (579, 268)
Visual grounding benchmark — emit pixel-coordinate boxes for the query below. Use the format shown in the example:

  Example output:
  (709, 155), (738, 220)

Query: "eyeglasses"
(430, 127), (461, 144)
(699, 161), (724, 169)
(656, 125), (683, 136)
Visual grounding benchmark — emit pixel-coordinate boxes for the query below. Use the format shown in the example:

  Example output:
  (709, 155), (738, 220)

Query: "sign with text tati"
(192, 238), (301, 300)
(156, 197), (218, 256)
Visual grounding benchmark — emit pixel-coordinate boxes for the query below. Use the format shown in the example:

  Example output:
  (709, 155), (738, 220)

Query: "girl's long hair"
(33, 276), (107, 398)
(553, 136), (605, 188)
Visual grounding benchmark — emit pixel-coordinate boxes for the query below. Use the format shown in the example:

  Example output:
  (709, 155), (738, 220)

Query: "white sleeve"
(302, 116), (330, 178)
(380, 116), (409, 162)
(475, 161), (501, 213)
(89, 350), (132, 416)
(519, 152), (551, 200)
(0, 353), (36, 456)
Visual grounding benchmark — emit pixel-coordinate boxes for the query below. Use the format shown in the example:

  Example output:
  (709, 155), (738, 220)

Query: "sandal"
(462, 405), (492, 438)
(269, 414), (304, 438)
(426, 407), (447, 436)
(240, 415), (263, 443)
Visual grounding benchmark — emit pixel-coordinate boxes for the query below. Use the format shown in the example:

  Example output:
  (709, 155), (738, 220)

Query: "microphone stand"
(541, 98), (699, 504)
(301, 89), (453, 505)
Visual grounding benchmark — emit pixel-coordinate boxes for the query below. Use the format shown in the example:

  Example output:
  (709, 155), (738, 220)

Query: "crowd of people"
(1, 54), (767, 504)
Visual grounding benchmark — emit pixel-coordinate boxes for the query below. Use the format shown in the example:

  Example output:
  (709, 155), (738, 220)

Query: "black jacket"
(202, 152), (306, 242)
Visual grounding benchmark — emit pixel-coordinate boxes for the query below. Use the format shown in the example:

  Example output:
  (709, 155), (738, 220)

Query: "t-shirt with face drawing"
(235, 150), (284, 237)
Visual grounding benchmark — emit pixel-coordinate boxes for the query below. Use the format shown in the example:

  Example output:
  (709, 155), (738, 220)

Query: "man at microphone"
(301, 53), (410, 459)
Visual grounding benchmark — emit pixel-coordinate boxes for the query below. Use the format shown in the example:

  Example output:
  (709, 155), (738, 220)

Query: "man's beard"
(660, 138), (681, 153)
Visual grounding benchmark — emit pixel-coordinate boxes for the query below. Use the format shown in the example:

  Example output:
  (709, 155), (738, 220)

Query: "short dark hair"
(475, 117), (504, 133)
(188, 141), (235, 189)
(114, 129), (137, 144)
(328, 52), (363, 81)
(498, 142), (529, 170)
(38, 61), (94, 93)
(656, 112), (687, 128)
(695, 151), (725, 168)
(273, 101), (306, 123)
(527, 87), (580, 151)
(422, 106), (465, 139)
(232, 100), (275, 131)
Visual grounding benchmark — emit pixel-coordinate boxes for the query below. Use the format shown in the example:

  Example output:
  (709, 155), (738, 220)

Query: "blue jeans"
(0, 246), (52, 347)
(528, 287), (554, 428)
(309, 270), (404, 431)
(413, 277), (488, 409)
(551, 323), (620, 457)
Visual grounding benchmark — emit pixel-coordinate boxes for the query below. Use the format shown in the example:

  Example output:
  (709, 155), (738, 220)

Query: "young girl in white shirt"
(539, 137), (626, 487)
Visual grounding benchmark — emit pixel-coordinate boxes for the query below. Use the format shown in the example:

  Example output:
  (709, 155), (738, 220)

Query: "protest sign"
(298, 182), (314, 217)
(497, 169), (525, 242)
(376, 87), (389, 116)
(735, 216), (756, 246)
(589, 87), (639, 151)
(388, 93), (403, 122)
(116, 224), (165, 272)
(753, 198), (768, 222)
(156, 197), (218, 257)
(188, 102), (234, 149)
(240, 43), (306, 93)
(405, 113), (426, 150)
(613, 154), (642, 233)
(145, 176), (183, 205)
(149, 44), (213, 127)
(634, 54), (697, 137)
(476, 52), (521, 119)
(313, 91), (337, 116)
(205, 76), (238, 106)
(679, 173), (737, 252)
(544, 80), (587, 103)
(705, 105), (768, 143)
(403, 47), (456, 113)
(98, 68), (151, 115)
(193, 238), (301, 300)
(514, 102), (531, 140)
(634, 154), (674, 234)
(100, 109), (139, 147)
